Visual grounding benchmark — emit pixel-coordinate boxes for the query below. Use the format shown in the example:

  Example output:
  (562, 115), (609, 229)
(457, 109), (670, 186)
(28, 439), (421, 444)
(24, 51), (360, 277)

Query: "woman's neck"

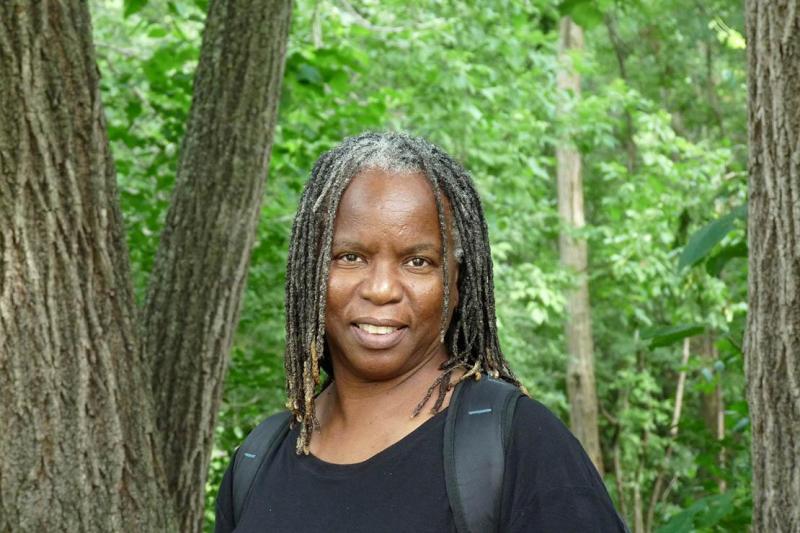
(309, 351), (460, 463)
(324, 350), (448, 421)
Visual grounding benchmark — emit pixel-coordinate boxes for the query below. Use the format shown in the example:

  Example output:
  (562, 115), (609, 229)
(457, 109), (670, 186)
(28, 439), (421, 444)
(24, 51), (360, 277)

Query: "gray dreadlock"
(284, 131), (519, 454)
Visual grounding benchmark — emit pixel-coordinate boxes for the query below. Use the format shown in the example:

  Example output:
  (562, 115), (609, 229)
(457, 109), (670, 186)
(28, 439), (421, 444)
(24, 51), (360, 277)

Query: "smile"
(350, 323), (407, 350)
(356, 323), (399, 335)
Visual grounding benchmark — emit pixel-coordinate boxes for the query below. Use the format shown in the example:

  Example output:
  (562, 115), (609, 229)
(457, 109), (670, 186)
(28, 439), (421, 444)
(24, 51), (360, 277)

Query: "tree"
(0, 1), (291, 531)
(745, 0), (800, 530)
(556, 16), (603, 473)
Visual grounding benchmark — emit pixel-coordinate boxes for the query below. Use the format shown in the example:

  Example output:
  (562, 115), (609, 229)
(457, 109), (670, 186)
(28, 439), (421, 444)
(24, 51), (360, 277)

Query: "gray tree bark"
(556, 17), (604, 474)
(0, 2), (173, 530)
(0, 1), (291, 531)
(140, 1), (291, 531)
(745, 1), (800, 531)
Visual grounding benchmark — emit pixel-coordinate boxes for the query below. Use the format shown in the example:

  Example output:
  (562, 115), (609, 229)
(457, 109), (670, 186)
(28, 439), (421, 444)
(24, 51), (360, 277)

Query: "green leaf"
(296, 64), (324, 86)
(328, 71), (350, 93)
(167, 1), (181, 16)
(678, 205), (746, 271)
(657, 505), (700, 533)
(721, 334), (744, 355)
(147, 26), (169, 38)
(640, 324), (705, 348)
(123, 0), (147, 18)
(705, 241), (747, 277)
(694, 492), (736, 528)
(732, 416), (750, 432)
(659, 492), (736, 532)
(558, 0), (604, 29)
(125, 100), (143, 123)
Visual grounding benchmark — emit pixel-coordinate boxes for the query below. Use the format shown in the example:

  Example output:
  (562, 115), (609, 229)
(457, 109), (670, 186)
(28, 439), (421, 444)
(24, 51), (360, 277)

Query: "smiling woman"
(283, 133), (518, 454)
(325, 169), (459, 387)
(214, 132), (628, 532)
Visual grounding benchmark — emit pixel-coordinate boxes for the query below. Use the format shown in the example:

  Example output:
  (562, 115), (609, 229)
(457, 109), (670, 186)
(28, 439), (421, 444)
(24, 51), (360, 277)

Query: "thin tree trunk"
(604, 13), (637, 173)
(702, 40), (727, 138)
(0, 2), (173, 530)
(557, 16), (604, 474)
(646, 338), (691, 533)
(695, 333), (726, 491)
(696, 334), (723, 439)
(745, 1), (800, 531)
(612, 442), (627, 518)
(140, 1), (291, 531)
(633, 476), (644, 533)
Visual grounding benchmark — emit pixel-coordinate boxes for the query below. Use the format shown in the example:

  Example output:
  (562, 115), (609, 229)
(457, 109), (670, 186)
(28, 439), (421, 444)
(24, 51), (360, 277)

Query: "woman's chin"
(337, 354), (413, 383)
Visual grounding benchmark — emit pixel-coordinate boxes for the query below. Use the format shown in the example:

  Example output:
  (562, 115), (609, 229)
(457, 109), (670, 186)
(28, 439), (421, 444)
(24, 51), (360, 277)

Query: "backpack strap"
(232, 411), (291, 526)
(444, 377), (523, 533)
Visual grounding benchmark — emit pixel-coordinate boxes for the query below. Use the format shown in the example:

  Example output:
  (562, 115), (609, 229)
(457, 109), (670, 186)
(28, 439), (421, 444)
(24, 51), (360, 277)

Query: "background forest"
(92, 0), (749, 531)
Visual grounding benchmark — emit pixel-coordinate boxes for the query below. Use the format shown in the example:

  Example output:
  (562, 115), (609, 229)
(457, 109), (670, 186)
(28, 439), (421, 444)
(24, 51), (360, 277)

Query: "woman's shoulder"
(503, 396), (628, 531)
(508, 395), (605, 487)
(512, 396), (580, 441)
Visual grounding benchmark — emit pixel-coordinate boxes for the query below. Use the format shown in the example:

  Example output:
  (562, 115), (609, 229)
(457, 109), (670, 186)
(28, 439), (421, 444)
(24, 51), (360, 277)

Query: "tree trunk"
(695, 334), (723, 440)
(604, 13), (637, 173)
(556, 17), (604, 474)
(140, 1), (291, 531)
(745, 1), (800, 531)
(646, 338), (691, 533)
(0, 1), (291, 531)
(694, 333), (726, 491)
(0, 2), (172, 530)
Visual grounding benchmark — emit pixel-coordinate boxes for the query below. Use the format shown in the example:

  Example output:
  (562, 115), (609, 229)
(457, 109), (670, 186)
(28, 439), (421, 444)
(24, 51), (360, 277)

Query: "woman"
(215, 132), (627, 532)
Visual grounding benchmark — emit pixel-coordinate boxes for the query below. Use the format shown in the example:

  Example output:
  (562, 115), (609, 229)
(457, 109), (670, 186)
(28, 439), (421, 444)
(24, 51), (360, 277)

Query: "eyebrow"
(402, 243), (439, 255)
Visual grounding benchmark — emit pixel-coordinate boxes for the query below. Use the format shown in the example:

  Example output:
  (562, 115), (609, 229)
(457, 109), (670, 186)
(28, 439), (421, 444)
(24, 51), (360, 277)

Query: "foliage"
(91, 0), (751, 531)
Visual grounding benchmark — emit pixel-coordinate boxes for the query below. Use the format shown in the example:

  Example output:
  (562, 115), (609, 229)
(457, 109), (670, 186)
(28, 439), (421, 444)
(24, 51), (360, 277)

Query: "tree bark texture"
(745, 1), (800, 531)
(556, 17), (604, 474)
(140, 1), (291, 531)
(0, 2), (173, 530)
(0, 1), (291, 531)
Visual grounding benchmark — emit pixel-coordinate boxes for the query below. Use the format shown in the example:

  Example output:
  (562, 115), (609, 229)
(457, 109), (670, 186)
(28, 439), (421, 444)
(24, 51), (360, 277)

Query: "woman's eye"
(408, 257), (429, 268)
(340, 253), (360, 263)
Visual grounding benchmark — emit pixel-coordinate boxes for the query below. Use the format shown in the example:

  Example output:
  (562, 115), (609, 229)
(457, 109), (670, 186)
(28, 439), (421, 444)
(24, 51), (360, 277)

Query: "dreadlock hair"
(284, 131), (520, 454)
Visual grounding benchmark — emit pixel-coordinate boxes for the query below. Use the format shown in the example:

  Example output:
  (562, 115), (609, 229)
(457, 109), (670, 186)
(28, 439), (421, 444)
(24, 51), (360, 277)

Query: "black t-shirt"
(215, 397), (627, 532)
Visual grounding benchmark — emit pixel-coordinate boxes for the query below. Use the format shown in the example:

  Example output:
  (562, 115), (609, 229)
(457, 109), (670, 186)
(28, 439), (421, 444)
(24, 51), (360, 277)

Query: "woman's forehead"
(334, 170), (436, 231)
(331, 168), (460, 247)
(340, 168), (435, 209)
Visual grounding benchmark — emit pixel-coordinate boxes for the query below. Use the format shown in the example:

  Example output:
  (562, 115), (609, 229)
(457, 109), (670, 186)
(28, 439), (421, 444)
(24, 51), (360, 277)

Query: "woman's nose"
(359, 261), (402, 305)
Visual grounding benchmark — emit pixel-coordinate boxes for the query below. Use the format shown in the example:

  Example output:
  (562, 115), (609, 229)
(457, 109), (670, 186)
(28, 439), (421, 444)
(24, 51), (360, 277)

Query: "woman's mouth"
(351, 323), (408, 349)
(356, 323), (399, 334)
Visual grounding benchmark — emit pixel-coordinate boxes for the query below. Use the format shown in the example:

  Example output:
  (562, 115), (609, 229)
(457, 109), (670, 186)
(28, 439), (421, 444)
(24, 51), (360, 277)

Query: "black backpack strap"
(232, 411), (292, 526)
(444, 377), (523, 533)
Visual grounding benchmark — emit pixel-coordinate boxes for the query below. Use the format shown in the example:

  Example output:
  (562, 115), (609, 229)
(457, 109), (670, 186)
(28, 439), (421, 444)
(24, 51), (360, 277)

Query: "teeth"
(357, 324), (399, 335)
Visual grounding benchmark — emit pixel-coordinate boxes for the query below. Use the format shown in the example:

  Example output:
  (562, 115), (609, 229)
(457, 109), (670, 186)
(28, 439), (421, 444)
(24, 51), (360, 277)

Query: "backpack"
(231, 377), (523, 533)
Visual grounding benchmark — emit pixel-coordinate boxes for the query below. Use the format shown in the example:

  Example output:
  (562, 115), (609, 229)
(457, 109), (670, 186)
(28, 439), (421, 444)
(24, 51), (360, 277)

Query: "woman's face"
(324, 168), (459, 383)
